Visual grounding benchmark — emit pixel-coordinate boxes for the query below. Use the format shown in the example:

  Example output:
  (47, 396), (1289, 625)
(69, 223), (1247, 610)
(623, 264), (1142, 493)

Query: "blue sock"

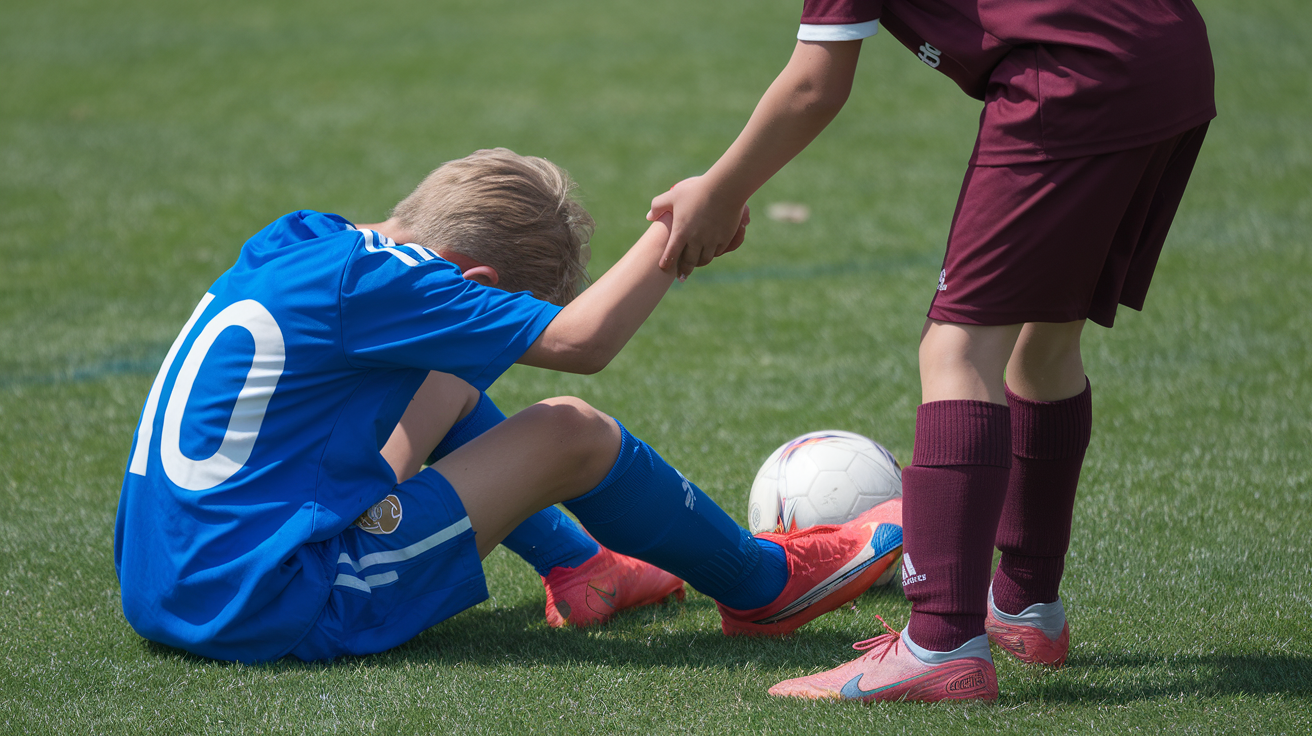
(563, 423), (788, 611)
(500, 505), (600, 577)
(430, 392), (599, 575)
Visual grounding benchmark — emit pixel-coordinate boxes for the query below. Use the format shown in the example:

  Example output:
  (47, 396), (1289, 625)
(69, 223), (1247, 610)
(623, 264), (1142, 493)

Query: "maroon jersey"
(799, 0), (1215, 164)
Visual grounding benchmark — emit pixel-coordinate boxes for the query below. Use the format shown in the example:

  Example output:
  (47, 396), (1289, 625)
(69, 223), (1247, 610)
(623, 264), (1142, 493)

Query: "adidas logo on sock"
(901, 554), (927, 586)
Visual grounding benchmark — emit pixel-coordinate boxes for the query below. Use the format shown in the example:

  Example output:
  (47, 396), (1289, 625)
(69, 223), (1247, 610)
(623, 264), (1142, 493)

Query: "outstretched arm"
(519, 213), (706, 374)
(649, 39), (862, 279)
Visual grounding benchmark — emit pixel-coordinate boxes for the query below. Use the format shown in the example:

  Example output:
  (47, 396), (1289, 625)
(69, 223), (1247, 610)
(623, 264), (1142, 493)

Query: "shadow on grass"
(1003, 651), (1312, 703)
(142, 585), (907, 673)
(141, 581), (1312, 702)
(376, 587), (903, 672)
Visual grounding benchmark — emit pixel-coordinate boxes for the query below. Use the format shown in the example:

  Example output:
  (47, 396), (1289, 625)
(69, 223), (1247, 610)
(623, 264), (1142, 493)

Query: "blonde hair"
(391, 148), (594, 305)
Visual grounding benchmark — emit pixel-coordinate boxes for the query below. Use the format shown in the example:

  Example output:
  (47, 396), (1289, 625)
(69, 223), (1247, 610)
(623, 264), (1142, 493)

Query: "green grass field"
(2, 0), (1310, 732)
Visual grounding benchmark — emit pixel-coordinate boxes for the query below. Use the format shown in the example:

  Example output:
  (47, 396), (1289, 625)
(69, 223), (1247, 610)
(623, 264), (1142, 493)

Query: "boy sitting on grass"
(114, 148), (904, 663)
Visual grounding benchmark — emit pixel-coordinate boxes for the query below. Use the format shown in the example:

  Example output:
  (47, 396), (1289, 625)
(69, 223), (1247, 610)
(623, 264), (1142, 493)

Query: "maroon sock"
(991, 380), (1093, 615)
(902, 400), (1011, 652)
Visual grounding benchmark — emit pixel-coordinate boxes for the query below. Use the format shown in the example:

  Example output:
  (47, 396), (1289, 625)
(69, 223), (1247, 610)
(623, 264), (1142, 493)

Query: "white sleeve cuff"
(797, 19), (879, 42)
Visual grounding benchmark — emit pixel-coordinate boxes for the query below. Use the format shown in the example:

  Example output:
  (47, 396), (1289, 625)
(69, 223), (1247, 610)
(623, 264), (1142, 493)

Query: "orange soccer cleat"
(542, 546), (685, 628)
(718, 503), (904, 637)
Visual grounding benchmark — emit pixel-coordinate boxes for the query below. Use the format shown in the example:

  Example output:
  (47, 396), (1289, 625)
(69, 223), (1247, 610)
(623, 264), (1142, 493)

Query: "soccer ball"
(747, 430), (902, 534)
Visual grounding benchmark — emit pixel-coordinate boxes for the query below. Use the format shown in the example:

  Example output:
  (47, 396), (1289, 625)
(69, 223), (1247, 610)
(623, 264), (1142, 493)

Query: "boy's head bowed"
(392, 148), (595, 306)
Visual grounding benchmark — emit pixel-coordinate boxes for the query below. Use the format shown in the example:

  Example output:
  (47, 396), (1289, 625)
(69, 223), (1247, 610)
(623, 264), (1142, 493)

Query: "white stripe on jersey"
(399, 243), (437, 261)
(354, 227), (440, 266)
(360, 229), (420, 267)
(797, 20), (880, 42)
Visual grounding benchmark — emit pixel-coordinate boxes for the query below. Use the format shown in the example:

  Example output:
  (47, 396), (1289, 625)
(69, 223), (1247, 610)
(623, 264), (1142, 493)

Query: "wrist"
(701, 161), (760, 213)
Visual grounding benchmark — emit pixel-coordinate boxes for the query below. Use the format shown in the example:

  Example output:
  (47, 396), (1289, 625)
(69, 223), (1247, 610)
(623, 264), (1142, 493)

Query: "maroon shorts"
(927, 122), (1209, 328)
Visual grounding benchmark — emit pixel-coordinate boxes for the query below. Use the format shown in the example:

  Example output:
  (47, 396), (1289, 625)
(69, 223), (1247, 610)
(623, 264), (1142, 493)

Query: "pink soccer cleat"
(769, 616), (998, 703)
(717, 504), (904, 637)
(542, 547), (685, 628)
(984, 588), (1070, 667)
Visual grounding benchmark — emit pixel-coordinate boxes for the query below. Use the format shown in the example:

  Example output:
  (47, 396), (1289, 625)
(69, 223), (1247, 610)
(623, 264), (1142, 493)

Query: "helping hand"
(647, 177), (750, 280)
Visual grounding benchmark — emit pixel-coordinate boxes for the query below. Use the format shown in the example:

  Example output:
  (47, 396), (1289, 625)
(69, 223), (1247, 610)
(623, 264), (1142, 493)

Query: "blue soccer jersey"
(114, 210), (561, 662)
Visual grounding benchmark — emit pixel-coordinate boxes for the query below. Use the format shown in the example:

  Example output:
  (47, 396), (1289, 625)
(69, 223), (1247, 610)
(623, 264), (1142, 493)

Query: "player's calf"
(562, 423), (791, 613)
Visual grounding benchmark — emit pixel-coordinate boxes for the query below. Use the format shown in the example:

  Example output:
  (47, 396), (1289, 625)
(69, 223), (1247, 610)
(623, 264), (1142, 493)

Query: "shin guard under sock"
(430, 392), (599, 574)
(902, 400), (1011, 653)
(992, 380), (1092, 615)
(502, 506), (600, 577)
(564, 424), (788, 611)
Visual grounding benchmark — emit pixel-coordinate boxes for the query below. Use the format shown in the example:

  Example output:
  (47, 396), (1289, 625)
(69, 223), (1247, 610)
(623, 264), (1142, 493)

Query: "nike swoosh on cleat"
(588, 584), (619, 610)
(839, 671), (932, 700)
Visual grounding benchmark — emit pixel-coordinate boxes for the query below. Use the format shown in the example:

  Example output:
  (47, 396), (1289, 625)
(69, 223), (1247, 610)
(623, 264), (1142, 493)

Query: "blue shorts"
(290, 468), (487, 660)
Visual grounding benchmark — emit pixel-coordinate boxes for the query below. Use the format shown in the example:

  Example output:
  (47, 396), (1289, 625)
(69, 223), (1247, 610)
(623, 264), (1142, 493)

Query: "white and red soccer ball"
(747, 430), (902, 534)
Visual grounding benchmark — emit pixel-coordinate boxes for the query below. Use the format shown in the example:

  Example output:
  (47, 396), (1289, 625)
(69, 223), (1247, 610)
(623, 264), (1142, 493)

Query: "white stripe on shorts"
(333, 570), (401, 592)
(337, 516), (473, 573)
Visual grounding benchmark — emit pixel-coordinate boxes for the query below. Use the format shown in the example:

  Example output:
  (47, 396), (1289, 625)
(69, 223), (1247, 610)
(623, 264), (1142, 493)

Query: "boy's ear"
(461, 265), (500, 288)
(437, 250), (500, 288)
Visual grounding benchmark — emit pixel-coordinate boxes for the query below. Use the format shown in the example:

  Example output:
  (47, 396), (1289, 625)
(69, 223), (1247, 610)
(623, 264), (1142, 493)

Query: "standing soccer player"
(648, 0), (1214, 702)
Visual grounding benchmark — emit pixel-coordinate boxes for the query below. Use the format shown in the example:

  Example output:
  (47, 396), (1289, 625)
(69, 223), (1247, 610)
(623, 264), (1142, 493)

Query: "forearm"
(519, 217), (675, 373)
(648, 40), (861, 276)
(703, 40), (860, 208)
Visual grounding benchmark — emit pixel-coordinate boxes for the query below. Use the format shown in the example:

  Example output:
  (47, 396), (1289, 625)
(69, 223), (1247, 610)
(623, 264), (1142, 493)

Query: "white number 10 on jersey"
(128, 293), (286, 491)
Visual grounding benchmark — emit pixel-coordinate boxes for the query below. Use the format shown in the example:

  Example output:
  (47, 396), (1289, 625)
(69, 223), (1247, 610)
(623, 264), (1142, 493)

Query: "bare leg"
(388, 379), (789, 611)
(380, 371), (620, 559)
(1005, 321), (1086, 401)
(432, 397), (620, 558)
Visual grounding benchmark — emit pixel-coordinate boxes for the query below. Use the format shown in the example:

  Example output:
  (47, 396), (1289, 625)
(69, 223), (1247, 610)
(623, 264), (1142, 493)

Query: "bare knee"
(522, 397), (621, 488)
(919, 320), (1023, 404)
